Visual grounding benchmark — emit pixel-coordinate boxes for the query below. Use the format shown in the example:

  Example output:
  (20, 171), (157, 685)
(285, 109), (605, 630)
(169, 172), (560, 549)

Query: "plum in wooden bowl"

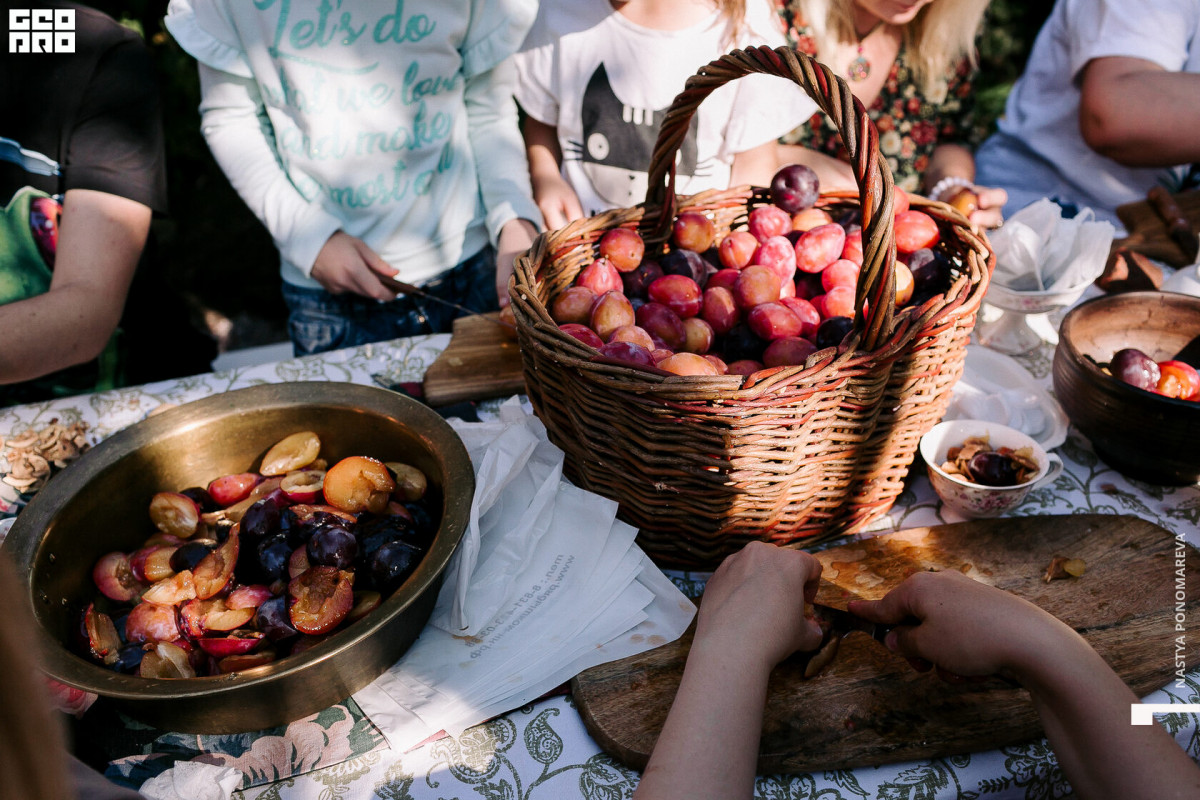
(1052, 291), (1200, 485)
(1, 382), (473, 733)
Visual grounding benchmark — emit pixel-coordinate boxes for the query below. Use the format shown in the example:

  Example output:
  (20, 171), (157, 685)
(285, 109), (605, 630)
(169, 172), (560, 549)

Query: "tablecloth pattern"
(2, 333), (1198, 800)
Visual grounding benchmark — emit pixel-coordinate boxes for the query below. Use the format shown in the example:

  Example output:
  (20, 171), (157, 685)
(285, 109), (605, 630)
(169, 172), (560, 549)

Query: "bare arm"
(852, 571), (1200, 800)
(633, 543), (824, 800)
(729, 140), (783, 189)
(523, 116), (583, 230)
(0, 189), (148, 384)
(1080, 56), (1200, 167)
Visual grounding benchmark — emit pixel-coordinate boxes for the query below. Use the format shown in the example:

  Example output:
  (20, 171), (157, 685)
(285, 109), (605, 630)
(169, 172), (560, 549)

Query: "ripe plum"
(795, 223), (845, 273)
(770, 164), (819, 214)
(551, 286), (598, 325)
(894, 210), (940, 254)
(648, 275), (703, 319)
(576, 257), (623, 295)
(590, 290), (636, 341)
(598, 227), (645, 272)
(1110, 348), (1160, 391)
(718, 230), (758, 269)
(748, 205), (791, 241)
(673, 212), (717, 252)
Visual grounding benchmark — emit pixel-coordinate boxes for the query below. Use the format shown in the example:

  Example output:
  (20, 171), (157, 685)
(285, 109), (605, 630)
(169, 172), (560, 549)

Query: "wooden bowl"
(1052, 291), (1200, 485)
(1, 382), (473, 733)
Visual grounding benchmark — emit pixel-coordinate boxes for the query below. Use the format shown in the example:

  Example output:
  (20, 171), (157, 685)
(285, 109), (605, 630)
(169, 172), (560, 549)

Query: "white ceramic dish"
(919, 419), (1064, 519)
(944, 346), (1069, 450)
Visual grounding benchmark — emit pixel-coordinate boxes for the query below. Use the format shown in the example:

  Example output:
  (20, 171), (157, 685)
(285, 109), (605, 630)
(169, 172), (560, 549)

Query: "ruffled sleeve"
(460, 0), (538, 79)
(163, 0), (252, 78)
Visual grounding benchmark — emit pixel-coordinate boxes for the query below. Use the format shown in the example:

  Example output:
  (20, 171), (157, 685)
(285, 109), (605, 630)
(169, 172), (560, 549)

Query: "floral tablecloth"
(2, 333), (1198, 800)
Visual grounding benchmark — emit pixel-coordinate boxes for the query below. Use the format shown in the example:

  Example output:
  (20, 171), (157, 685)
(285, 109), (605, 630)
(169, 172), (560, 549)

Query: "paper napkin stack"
(354, 398), (696, 750)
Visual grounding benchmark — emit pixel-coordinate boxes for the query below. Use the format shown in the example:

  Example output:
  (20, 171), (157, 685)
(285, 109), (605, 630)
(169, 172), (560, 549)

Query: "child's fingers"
(847, 583), (919, 625)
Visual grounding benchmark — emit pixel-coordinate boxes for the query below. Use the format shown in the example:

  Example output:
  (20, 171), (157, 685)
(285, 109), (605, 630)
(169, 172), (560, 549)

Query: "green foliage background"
(87, 1), (1053, 347)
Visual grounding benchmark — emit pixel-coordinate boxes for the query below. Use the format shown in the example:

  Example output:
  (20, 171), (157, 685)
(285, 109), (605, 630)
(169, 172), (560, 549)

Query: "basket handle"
(644, 45), (897, 351)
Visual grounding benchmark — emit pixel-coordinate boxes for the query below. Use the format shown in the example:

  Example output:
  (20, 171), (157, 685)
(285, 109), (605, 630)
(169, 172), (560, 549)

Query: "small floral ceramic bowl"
(919, 419), (1064, 519)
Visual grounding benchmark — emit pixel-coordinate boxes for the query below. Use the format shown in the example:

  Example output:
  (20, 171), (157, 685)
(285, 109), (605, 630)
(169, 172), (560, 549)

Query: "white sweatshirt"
(166, 0), (543, 288)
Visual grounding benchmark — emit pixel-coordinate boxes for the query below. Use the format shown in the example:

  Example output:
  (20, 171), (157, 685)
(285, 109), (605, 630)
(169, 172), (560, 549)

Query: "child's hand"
(694, 542), (824, 675)
(849, 570), (1071, 683)
(311, 231), (399, 301)
(496, 218), (539, 306)
(970, 185), (1008, 229)
(531, 172), (583, 231)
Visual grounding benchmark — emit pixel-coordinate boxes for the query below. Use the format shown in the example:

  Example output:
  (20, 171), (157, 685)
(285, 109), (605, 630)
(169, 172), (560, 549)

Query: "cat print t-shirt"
(515, 0), (816, 216)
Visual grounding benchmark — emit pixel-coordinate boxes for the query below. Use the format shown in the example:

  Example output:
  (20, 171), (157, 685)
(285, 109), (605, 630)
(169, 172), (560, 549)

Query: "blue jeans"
(281, 246), (498, 356)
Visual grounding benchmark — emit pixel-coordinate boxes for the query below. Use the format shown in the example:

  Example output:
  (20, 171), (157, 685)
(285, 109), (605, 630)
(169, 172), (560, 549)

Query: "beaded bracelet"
(927, 175), (974, 202)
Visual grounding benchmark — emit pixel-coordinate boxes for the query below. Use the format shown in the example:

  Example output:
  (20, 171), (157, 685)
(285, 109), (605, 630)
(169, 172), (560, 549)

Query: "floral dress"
(775, 3), (985, 193)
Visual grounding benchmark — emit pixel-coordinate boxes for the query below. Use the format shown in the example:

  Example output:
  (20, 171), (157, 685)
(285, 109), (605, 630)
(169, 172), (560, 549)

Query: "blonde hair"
(793, 0), (989, 94)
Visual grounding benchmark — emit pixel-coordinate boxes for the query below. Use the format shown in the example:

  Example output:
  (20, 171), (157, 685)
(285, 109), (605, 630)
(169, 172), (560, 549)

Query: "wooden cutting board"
(571, 514), (1200, 773)
(1113, 189), (1200, 267)
(422, 312), (525, 407)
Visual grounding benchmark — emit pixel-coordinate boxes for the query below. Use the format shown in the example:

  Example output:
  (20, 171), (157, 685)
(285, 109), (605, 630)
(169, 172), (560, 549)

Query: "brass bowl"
(1052, 291), (1200, 485)
(2, 382), (474, 733)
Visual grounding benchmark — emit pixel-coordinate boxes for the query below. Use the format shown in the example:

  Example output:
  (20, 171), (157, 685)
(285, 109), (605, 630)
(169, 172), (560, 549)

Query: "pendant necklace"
(848, 21), (884, 82)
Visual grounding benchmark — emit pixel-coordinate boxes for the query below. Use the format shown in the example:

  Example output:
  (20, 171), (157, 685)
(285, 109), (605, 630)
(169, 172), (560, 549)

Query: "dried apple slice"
(288, 566), (354, 635)
(92, 551), (143, 602)
(323, 456), (395, 514)
(140, 641), (196, 679)
(149, 492), (202, 538)
(260, 431), (321, 476)
(193, 529), (239, 600)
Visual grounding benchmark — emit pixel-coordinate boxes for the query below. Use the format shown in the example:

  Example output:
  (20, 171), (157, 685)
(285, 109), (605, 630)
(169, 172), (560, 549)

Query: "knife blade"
(806, 602), (1021, 687)
(379, 275), (515, 332)
(810, 602), (895, 646)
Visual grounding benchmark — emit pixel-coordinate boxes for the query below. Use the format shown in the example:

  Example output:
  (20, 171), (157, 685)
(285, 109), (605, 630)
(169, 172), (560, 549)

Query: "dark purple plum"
(241, 498), (282, 540)
(815, 316), (855, 349)
(255, 595), (298, 642)
(621, 259), (665, 300)
(255, 534), (293, 582)
(1110, 348), (1161, 391)
(719, 322), (766, 363)
(770, 164), (820, 214)
(170, 540), (217, 574)
(369, 540), (423, 594)
(113, 644), (147, 674)
(179, 486), (219, 513)
(967, 451), (1021, 487)
(660, 249), (710, 287)
(307, 525), (358, 570)
(357, 513), (418, 558)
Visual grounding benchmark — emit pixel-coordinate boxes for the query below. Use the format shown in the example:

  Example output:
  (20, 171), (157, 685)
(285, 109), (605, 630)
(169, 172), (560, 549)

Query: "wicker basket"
(509, 46), (993, 569)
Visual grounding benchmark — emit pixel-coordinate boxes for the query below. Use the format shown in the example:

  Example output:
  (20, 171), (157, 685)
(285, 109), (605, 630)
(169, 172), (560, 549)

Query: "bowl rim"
(920, 419), (1050, 491)
(1057, 290), (1200, 411)
(2, 381), (475, 705)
